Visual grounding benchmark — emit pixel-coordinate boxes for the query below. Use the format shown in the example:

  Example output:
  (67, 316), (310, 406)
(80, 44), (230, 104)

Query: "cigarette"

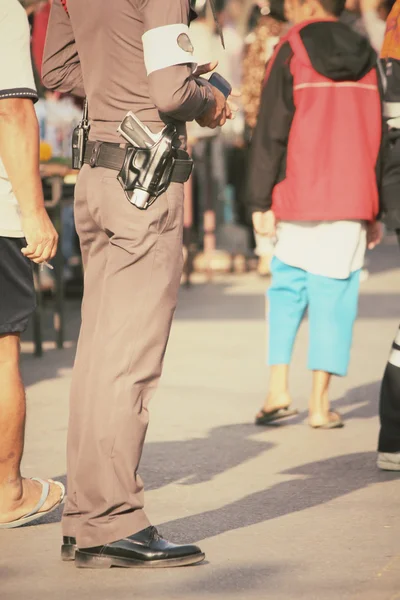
(40, 262), (54, 271)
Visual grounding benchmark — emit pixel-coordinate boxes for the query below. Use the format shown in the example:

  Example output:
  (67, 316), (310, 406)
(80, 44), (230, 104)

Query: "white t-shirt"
(274, 220), (367, 280)
(0, 0), (38, 238)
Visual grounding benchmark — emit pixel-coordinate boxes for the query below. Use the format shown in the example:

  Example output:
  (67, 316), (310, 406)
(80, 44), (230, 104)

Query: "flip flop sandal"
(310, 411), (344, 430)
(255, 407), (299, 426)
(0, 478), (65, 529)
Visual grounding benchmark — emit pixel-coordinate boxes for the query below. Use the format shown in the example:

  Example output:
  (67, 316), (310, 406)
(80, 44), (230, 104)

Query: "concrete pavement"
(1, 238), (400, 600)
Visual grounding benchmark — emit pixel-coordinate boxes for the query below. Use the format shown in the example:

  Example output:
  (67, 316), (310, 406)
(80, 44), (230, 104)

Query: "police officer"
(42, 0), (233, 568)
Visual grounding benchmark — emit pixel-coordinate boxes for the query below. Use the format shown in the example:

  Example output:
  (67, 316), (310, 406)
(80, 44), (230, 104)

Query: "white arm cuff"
(142, 24), (198, 76)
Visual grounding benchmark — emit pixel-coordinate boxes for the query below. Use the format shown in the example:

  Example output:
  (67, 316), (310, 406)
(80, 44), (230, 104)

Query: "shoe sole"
(61, 544), (77, 562)
(377, 459), (400, 471)
(75, 550), (206, 569)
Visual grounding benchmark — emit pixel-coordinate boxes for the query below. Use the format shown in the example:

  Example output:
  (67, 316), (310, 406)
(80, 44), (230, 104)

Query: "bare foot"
(256, 391), (293, 419)
(309, 410), (343, 428)
(0, 478), (64, 525)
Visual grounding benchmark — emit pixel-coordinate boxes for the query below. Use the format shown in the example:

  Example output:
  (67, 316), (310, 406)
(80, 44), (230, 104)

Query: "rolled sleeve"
(0, 0), (37, 103)
(140, 0), (215, 121)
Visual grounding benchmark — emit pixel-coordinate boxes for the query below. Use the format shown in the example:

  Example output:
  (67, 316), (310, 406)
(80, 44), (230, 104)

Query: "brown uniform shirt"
(42, 0), (215, 146)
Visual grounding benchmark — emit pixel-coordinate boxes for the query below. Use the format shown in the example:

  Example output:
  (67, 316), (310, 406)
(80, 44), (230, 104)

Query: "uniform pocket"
(98, 170), (170, 247)
(158, 183), (184, 238)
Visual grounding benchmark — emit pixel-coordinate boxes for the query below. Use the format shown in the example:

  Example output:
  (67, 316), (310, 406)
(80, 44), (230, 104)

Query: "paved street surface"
(2, 238), (400, 600)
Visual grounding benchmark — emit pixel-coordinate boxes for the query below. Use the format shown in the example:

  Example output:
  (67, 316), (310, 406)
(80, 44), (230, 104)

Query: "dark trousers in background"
(226, 145), (248, 228)
(378, 230), (400, 453)
(192, 134), (227, 244)
(379, 350), (400, 453)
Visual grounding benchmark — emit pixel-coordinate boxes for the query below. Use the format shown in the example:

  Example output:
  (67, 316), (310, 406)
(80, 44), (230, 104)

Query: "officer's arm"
(246, 43), (294, 213)
(42, 0), (84, 97)
(141, 0), (215, 121)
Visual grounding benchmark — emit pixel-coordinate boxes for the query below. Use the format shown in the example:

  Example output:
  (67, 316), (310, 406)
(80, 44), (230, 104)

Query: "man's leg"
(307, 270), (360, 427)
(0, 334), (25, 486)
(67, 169), (185, 549)
(62, 167), (110, 539)
(308, 370), (335, 428)
(0, 333), (29, 519)
(0, 334), (62, 521)
(258, 258), (308, 416)
(0, 237), (63, 523)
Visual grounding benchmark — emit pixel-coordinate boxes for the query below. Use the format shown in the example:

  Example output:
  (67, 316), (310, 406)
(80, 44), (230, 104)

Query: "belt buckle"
(89, 141), (102, 168)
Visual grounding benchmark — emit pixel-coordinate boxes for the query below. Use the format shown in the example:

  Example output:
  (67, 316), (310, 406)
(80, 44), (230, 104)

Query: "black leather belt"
(83, 141), (193, 183)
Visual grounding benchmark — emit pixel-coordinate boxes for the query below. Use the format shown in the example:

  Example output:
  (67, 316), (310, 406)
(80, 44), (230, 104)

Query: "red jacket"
(247, 20), (385, 222)
(31, 4), (51, 77)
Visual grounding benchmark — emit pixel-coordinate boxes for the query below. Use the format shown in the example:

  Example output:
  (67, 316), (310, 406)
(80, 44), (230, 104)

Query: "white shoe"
(377, 452), (400, 471)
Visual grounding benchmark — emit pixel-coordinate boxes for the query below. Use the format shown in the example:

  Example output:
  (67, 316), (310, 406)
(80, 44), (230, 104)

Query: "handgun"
(117, 112), (176, 209)
(118, 111), (157, 148)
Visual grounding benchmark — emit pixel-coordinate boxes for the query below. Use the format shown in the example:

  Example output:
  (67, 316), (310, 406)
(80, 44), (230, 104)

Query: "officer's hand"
(253, 210), (276, 237)
(196, 86), (230, 129)
(21, 207), (59, 264)
(193, 61), (219, 78)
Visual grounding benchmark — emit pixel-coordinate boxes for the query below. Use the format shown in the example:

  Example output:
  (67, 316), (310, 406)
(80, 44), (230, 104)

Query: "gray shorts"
(0, 237), (36, 335)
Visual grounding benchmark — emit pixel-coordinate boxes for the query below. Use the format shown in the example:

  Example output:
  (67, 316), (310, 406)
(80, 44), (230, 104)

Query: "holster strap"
(83, 141), (193, 183)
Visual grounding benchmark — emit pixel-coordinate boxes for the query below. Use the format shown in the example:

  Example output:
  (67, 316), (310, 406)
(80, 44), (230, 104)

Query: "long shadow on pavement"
(141, 423), (274, 490)
(332, 381), (381, 421)
(159, 451), (399, 544)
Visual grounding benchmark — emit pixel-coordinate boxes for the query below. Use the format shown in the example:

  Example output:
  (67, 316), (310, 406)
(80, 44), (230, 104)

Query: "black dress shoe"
(61, 536), (77, 562)
(75, 526), (205, 569)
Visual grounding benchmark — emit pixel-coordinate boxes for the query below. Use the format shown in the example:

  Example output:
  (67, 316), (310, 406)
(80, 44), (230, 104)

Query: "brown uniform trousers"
(62, 165), (184, 548)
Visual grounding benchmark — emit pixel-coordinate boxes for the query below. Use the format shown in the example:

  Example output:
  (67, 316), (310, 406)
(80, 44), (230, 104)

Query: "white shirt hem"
(0, 228), (24, 238)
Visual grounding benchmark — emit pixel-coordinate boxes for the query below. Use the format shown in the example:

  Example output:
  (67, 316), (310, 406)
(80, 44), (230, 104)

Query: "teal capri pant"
(267, 257), (361, 377)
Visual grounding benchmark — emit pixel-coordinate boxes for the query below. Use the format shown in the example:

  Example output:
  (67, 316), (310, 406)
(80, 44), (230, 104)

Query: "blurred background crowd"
(21, 0), (396, 291)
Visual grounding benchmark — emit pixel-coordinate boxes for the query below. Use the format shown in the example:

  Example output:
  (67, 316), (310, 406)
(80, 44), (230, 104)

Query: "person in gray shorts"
(42, 0), (233, 568)
(0, 0), (63, 530)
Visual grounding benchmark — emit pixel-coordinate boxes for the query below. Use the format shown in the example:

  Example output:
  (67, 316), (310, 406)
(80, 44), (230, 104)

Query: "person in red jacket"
(247, 0), (386, 429)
